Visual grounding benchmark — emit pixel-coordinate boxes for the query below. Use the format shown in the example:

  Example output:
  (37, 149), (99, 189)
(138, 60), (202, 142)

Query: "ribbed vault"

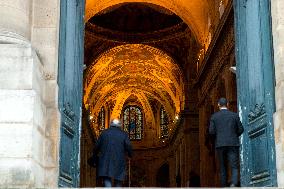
(84, 44), (184, 126)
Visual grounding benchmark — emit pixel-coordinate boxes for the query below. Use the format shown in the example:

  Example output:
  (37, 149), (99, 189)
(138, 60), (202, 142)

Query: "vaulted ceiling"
(88, 3), (183, 33)
(83, 2), (202, 134)
(83, 0), (228, 137)
(84, 44), (184, 121)
(85, 0), (212, 46)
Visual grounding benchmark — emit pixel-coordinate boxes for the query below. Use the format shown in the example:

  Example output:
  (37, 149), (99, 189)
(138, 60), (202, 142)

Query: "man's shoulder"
(212, 110), (225, 116)
(115, 129), (130, 140)
(213, 109), (237, 117)
(100, 128), (110, 135)
(226, 110), (239, 117)
(111, 127), (128, 135)
(121, 129), (129, 136)
(221, 110), (240, 120)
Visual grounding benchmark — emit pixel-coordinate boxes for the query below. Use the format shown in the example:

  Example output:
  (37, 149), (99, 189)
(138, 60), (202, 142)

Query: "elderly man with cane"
(95, 118), (133, 187)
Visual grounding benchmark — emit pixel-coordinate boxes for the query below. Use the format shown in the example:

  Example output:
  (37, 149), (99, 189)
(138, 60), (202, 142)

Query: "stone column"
(271, 0), (284, 186)
(199, 100), (219, 187)
(223, 66), (237, 112)
(168, 154), (176, 186)
(183, 109), (200, 185)
(0, 0), (32, 41)
(198, 103), (209, 186)
(0, 0), (60, 187)
(0, 44), (48, 187)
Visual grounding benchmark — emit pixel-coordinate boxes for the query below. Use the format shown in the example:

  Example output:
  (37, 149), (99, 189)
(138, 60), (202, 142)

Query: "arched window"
(97, 107), (105, 132)
(160, 107), (169, 139)
(123, 106), (143, 140)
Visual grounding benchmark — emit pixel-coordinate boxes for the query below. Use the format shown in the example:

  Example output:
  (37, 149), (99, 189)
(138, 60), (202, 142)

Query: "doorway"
(57, 0), (277, 187)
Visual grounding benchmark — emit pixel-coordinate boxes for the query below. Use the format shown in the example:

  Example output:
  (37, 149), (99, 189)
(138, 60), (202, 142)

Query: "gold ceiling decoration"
(85, 0), (210, 46)
(84, 44), (184, 124)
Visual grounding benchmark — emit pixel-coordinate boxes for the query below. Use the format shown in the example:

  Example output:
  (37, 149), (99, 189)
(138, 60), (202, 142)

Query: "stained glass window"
(98, 107), (105, 132)
(160, 107), (169, 139)
(123, 106), (143, 140)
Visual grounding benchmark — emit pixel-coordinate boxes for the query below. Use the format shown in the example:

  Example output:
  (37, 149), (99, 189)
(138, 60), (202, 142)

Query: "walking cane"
(128, 159), (131, 187)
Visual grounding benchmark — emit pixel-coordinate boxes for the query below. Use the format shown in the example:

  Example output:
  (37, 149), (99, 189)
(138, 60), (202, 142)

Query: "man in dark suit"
(209, 98), (244, 187)
(95, 118), (132, 187)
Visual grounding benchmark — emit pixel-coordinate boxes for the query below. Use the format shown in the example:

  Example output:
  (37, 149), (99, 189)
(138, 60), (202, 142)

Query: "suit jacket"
(209, 109), (244, 148)
(95, 126), (132, 181)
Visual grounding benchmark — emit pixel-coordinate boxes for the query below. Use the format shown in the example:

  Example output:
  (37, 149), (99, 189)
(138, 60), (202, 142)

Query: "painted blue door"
(58, 0), (85, 187)
(233, 0), (277, 186)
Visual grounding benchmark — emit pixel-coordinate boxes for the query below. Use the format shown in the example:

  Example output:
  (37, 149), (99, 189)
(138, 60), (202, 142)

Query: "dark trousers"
(216, 146), (239, 187)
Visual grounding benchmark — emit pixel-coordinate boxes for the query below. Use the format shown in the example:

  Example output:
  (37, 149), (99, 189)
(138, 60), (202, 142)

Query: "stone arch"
(85, 0), (210, 45)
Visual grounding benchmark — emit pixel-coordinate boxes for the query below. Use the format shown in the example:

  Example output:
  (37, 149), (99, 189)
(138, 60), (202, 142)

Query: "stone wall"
(0, 44), (46, 187)
(271, 0), (284, 186)
(32, 0), (60, 187)
(195, 4), (237, 186)
(0, 0), (60, 187)
(0, 0), (32, 39)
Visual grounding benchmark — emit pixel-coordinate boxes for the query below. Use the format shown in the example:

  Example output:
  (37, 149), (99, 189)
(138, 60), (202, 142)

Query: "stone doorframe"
(271, 0), (284, 186)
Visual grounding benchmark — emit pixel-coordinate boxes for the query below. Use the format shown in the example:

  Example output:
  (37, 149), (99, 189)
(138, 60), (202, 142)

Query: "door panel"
(233, 0), (277, 186)
(58, 0), (85, 187)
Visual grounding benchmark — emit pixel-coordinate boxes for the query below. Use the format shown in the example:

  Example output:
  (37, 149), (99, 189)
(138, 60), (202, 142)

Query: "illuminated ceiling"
(84, 44), (184, 122)
(85, 0), (212, 46)
(88, 3), (183, 33)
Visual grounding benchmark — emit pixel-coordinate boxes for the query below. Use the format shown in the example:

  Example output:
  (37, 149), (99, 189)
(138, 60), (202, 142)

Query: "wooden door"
(233, 0), (277, 186)
(57, 0), (85, 187)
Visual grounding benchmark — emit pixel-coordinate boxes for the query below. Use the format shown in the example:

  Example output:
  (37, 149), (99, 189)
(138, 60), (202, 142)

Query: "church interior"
(1, 0), (284, 187)
(80, 0), (238, 187)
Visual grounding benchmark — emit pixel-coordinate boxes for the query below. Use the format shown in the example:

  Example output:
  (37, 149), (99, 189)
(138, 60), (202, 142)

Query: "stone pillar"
(149, 160), (157, 186)
(168, 154), (176, 186)
(0, 0), (60, 187)
(199, 103), (210, 186)
(0, 44), (49, 187)
(271, 0), (284, 186)
(183, 109), (200, 185)
(199, 100), (219, 187)
(224, 67), (237, 112)
(0, 0), (32, 40)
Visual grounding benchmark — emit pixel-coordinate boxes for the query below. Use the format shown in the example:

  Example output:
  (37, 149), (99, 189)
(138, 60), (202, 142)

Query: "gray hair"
(110, 118), (122, 127)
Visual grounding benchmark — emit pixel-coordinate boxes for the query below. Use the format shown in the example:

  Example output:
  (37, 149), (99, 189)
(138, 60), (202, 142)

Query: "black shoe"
(230, 183), (236, 187)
